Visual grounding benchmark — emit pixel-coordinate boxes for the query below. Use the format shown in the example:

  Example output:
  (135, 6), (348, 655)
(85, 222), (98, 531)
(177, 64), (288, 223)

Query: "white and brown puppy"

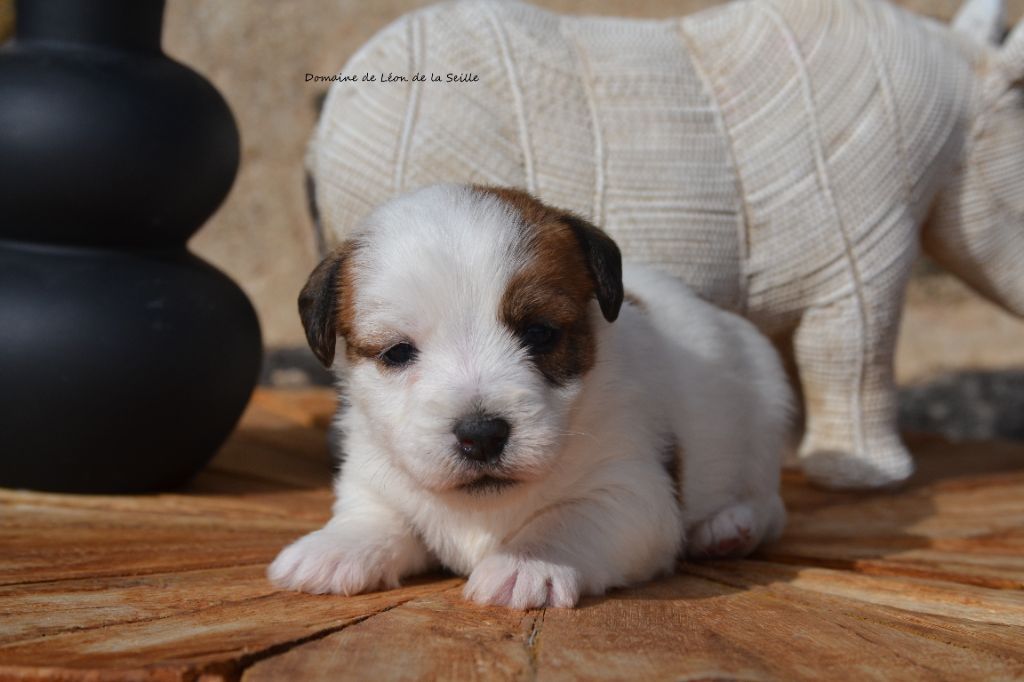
(269, 184), (790, 609)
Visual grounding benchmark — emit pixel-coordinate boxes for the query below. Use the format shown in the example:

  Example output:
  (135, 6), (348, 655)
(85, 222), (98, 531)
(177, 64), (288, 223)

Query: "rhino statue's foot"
(798, 444), (915, 491)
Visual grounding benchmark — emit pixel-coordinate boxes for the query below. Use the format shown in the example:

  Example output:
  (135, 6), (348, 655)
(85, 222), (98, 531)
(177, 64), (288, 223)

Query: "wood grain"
(1, 388), (1023, 680)
(243, 587), (540, 682)
(533, 569), (1024, 681)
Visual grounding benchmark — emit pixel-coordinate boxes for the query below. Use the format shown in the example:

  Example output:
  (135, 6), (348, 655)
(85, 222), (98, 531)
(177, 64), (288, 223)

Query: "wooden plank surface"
(1, 388), (1023, 681)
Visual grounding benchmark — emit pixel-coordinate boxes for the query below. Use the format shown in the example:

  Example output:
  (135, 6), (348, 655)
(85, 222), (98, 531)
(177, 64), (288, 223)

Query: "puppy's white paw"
(465, 553), (581, 609)
(268, 529), (398, 596)
(688, 502), (759, 559)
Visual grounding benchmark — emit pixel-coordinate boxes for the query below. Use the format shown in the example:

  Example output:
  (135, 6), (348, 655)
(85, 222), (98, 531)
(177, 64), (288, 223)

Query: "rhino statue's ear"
(953, 0), (1005, 44)
(999, 17), (1024, 84)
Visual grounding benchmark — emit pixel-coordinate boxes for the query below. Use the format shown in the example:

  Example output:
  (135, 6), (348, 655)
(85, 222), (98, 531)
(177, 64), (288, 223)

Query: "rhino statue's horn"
(1000, 16), (1024, 83)
(953, 0), (1005, 43)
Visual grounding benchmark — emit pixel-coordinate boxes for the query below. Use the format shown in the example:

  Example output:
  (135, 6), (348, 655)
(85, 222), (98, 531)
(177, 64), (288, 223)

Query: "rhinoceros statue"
(307, 0), (1024, 489)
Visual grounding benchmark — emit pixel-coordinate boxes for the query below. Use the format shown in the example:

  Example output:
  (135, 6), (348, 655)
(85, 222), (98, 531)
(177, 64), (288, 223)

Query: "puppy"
(269, 184), (790, 608)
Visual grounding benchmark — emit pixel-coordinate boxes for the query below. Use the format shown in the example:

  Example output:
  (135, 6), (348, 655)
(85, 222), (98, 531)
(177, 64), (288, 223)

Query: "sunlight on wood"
(1, 388), (1022, 680)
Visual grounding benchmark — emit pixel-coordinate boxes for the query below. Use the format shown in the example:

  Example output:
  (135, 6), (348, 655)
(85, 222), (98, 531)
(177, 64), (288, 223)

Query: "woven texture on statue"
(310, 0), (1024, 489)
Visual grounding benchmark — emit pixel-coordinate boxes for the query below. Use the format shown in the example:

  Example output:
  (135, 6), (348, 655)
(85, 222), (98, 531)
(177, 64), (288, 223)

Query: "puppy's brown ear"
(562, 215), (624, 322)
(298, 242), (354, 367)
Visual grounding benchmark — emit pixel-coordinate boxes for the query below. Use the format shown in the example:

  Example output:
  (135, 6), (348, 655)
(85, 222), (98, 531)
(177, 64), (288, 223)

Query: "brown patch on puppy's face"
(474, 186), (623, 386)
(503, 214), (596, 386)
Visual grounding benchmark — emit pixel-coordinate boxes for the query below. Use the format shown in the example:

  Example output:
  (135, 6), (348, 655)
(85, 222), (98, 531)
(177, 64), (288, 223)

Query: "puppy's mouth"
(457, 475), (519, 494)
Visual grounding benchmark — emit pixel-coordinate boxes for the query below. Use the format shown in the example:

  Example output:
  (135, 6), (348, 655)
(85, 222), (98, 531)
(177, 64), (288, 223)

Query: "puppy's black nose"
(454, 415), (510, 463)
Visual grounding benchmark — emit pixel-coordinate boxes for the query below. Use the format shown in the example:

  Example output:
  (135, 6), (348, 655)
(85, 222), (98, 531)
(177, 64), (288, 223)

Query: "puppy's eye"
(380, 342), (417, 367)
(521, 323), (560, 354)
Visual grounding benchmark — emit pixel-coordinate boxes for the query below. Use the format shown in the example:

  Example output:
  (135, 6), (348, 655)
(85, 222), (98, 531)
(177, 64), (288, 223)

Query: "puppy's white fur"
(269, 184), (790, 609)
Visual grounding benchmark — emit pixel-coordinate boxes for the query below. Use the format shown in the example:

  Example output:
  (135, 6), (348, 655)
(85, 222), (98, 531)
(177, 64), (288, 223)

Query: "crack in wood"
(525, 608), (545, 680)
(0, 560), (278, 590)
(222, 601), (412, 682)
(758, 553), (1024, 589)
(171, 589), (449, 681)
(0, 589), (290, 651)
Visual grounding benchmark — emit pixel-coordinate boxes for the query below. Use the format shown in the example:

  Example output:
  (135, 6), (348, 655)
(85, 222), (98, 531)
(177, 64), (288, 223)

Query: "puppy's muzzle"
(454, 414), (510, 464)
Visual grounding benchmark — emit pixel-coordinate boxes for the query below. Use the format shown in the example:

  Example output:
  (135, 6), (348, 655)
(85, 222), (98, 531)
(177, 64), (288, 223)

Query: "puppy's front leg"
(268, 485), (433, 596)
(465, 477), (681, 609)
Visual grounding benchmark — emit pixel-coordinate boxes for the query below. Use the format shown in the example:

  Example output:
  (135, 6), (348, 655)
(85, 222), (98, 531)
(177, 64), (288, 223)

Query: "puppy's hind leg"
(686, 494), (785, 559)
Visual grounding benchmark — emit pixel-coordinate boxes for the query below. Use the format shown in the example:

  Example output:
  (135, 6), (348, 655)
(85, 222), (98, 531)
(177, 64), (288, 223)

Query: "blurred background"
(2, 0), (1023, 439)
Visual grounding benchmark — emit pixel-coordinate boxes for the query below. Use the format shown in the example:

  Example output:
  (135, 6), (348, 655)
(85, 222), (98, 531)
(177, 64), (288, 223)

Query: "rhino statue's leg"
(792, 268), (915, 489)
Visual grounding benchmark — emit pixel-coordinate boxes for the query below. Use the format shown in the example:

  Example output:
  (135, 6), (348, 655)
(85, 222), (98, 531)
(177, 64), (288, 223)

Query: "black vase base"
(0, 241), (262, 494)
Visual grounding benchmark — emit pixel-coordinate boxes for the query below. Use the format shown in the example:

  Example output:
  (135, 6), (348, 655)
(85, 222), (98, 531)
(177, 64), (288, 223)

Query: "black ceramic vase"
(0, 0), (262, 492)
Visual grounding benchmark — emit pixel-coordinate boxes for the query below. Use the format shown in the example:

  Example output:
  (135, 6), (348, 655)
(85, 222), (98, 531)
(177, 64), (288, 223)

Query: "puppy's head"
(300, 185), (622, 496)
